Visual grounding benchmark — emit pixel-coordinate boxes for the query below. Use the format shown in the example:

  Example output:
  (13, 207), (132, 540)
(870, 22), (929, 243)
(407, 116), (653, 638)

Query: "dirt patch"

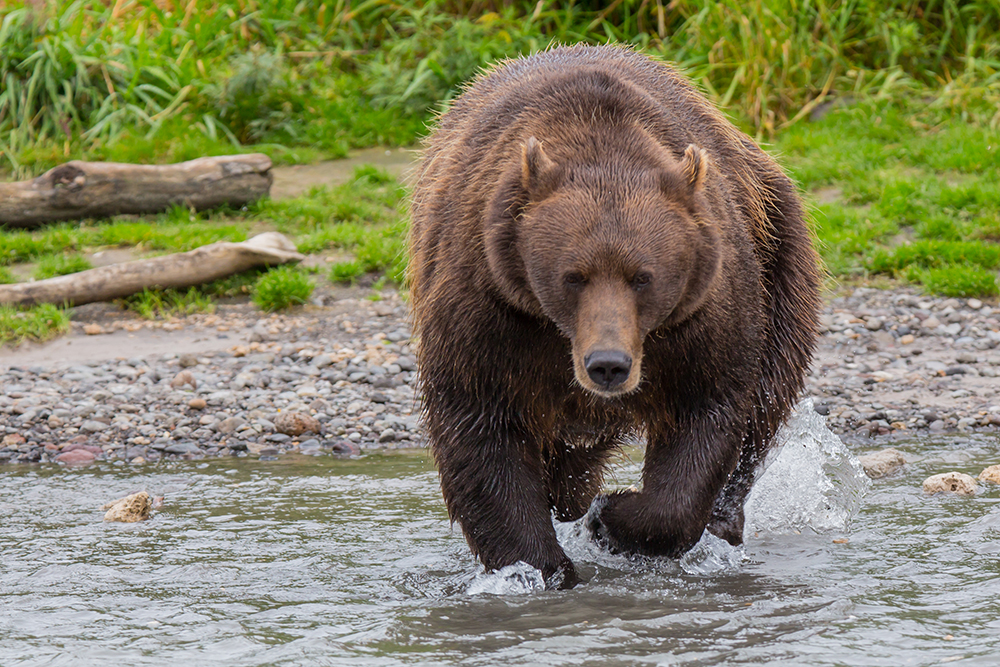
(270, 146), (417, 199)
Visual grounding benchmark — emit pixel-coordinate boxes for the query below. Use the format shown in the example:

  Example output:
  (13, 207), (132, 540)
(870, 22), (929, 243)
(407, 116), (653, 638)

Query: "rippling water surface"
(3, 429), (1000, 666)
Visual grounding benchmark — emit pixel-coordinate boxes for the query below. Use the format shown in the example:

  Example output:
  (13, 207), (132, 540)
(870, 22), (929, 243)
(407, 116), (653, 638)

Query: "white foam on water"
(744, 398), (871, 538)
(466, 561), (546, 595)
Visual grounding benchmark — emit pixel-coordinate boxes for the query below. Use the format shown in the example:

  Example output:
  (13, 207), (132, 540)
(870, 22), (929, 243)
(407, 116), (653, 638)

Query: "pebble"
(188, 398), (207, 410)
(178, 353), (199, 368)
(170, 370), (197, 390)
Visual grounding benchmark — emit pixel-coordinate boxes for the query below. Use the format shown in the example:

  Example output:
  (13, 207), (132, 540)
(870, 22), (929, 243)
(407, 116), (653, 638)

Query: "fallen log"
(0, 232), (303, 307)
(0, 154), (272, 228)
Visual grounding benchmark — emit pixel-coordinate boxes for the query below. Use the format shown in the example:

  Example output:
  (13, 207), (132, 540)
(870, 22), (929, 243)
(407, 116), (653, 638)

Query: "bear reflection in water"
(409, 44), (821, 589)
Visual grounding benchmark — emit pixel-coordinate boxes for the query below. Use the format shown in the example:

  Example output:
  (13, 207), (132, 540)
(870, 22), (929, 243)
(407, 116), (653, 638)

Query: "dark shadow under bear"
(409, 45), (820, 588)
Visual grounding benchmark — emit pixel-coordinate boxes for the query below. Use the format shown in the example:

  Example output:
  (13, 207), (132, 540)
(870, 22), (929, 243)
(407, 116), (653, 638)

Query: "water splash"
(744, 398), (871, 537)
(466, 561), (546, 595)
(679, 532), (746, 575)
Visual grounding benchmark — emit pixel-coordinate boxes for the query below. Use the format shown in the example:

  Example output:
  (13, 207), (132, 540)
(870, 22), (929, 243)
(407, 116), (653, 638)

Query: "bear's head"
(485, 132), (722, 397)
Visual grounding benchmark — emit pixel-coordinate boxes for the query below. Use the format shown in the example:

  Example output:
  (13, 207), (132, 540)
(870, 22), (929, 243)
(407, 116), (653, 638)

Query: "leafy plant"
(329, 260), (363, 283)
(251, 265), (314, 311)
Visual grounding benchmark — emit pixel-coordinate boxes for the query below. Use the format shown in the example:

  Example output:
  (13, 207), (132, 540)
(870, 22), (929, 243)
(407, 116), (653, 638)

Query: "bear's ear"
(521, 137), (562, 199)
(660, 144), (708, 203)
(680, 144), (708, 191)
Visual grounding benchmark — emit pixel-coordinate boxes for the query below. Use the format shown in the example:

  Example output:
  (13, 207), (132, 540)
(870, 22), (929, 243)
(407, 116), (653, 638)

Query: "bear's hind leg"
(706, 446), (756, 546)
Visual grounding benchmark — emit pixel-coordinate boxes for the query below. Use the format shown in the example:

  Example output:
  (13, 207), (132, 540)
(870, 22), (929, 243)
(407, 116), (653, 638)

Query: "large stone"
(922, 472), (977, 495)
(56, 449), (96, 465)
(858, 448), (906, 479)
(164, 442), (204, 455)
(274, 411), (321, 436)
(102, 491), (152, 522)
(978, 465), (1000, 484)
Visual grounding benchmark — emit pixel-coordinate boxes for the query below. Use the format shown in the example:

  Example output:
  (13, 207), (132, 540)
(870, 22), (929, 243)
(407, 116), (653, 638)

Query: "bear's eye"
(632, 273), (652, 290)
(564, 272), (586, 288)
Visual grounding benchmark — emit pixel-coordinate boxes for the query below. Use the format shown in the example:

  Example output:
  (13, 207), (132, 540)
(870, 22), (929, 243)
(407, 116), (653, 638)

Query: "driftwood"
(0, 232), (303, 307)
(0, 154), (272, 228)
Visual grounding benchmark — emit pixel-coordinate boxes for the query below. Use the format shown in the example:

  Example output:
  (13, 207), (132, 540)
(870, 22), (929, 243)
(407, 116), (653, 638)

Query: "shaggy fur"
(409, 45), (820, 588)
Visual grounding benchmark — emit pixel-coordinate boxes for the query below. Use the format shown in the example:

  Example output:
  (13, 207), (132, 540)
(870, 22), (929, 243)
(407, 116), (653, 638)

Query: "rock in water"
(858, 448), (907, 479)
(744, 399), (871, 537)
(979, 465), (1000, 484)
(274, 411), (320, 436)
(922, 472), (977, 496)
(102, 491), (153, 522)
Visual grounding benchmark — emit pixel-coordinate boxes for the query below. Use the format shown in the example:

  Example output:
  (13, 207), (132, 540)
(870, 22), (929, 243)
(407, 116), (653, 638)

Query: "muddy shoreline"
(1, 286), (998, 465)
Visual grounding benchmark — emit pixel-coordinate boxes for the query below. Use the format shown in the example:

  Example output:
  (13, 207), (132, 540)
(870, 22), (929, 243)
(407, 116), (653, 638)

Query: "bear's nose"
(584, 350), (632, 389)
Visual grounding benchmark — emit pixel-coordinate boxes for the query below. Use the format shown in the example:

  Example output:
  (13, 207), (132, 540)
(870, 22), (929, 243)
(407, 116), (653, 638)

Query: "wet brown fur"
(409, 45), (821, 587)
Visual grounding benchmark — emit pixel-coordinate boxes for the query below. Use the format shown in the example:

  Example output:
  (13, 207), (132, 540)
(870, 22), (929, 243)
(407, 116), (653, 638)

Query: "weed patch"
(0, 303), (70, 344)
(252, 266), (314, 312)
(120, 287), (216, 320)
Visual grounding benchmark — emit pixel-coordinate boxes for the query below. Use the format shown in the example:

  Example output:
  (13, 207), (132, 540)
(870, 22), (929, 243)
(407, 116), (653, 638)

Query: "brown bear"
(409, 44), (820, 588)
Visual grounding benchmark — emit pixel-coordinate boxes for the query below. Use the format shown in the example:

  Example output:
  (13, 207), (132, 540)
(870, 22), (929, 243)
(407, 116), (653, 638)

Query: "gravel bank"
(809, 288), (1000, 440)
(2, 287), (999, 465)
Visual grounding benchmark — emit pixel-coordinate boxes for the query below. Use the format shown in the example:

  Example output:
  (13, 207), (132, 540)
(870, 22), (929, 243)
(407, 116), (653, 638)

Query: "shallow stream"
(2, 411), (1000, 666)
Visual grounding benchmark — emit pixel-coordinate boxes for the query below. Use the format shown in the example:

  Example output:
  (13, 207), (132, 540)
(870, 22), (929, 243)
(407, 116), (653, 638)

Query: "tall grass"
(359, 0), (1000, 134)
(659, 0), (1000, 133)
(0, 0), (378, 174)
(1, 0), (999, 175)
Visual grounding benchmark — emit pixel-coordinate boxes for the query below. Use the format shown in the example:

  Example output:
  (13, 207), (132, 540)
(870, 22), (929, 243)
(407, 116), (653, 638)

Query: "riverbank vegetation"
(1, 0), (998, 340)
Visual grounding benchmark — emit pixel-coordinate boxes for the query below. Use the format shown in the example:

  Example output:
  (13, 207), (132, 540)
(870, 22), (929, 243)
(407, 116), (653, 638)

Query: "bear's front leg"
(428, 392), (578, 589)
(587, 414), (744, 558)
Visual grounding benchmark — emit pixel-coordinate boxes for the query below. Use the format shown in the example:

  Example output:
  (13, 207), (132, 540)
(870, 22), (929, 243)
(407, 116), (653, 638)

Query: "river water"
(2, 408), (1000, 666)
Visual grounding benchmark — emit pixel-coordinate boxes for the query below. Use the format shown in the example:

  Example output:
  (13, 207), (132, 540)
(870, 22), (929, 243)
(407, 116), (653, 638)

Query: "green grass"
(917, 266), (999, 298)
(775, 99), (1000, 297)
(0, 217), (249, 266)
(120, 287), (216, 320)
(252, 265), (314, 311)
(0, 303), (70, 344)
(32, 253), (92, 280)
